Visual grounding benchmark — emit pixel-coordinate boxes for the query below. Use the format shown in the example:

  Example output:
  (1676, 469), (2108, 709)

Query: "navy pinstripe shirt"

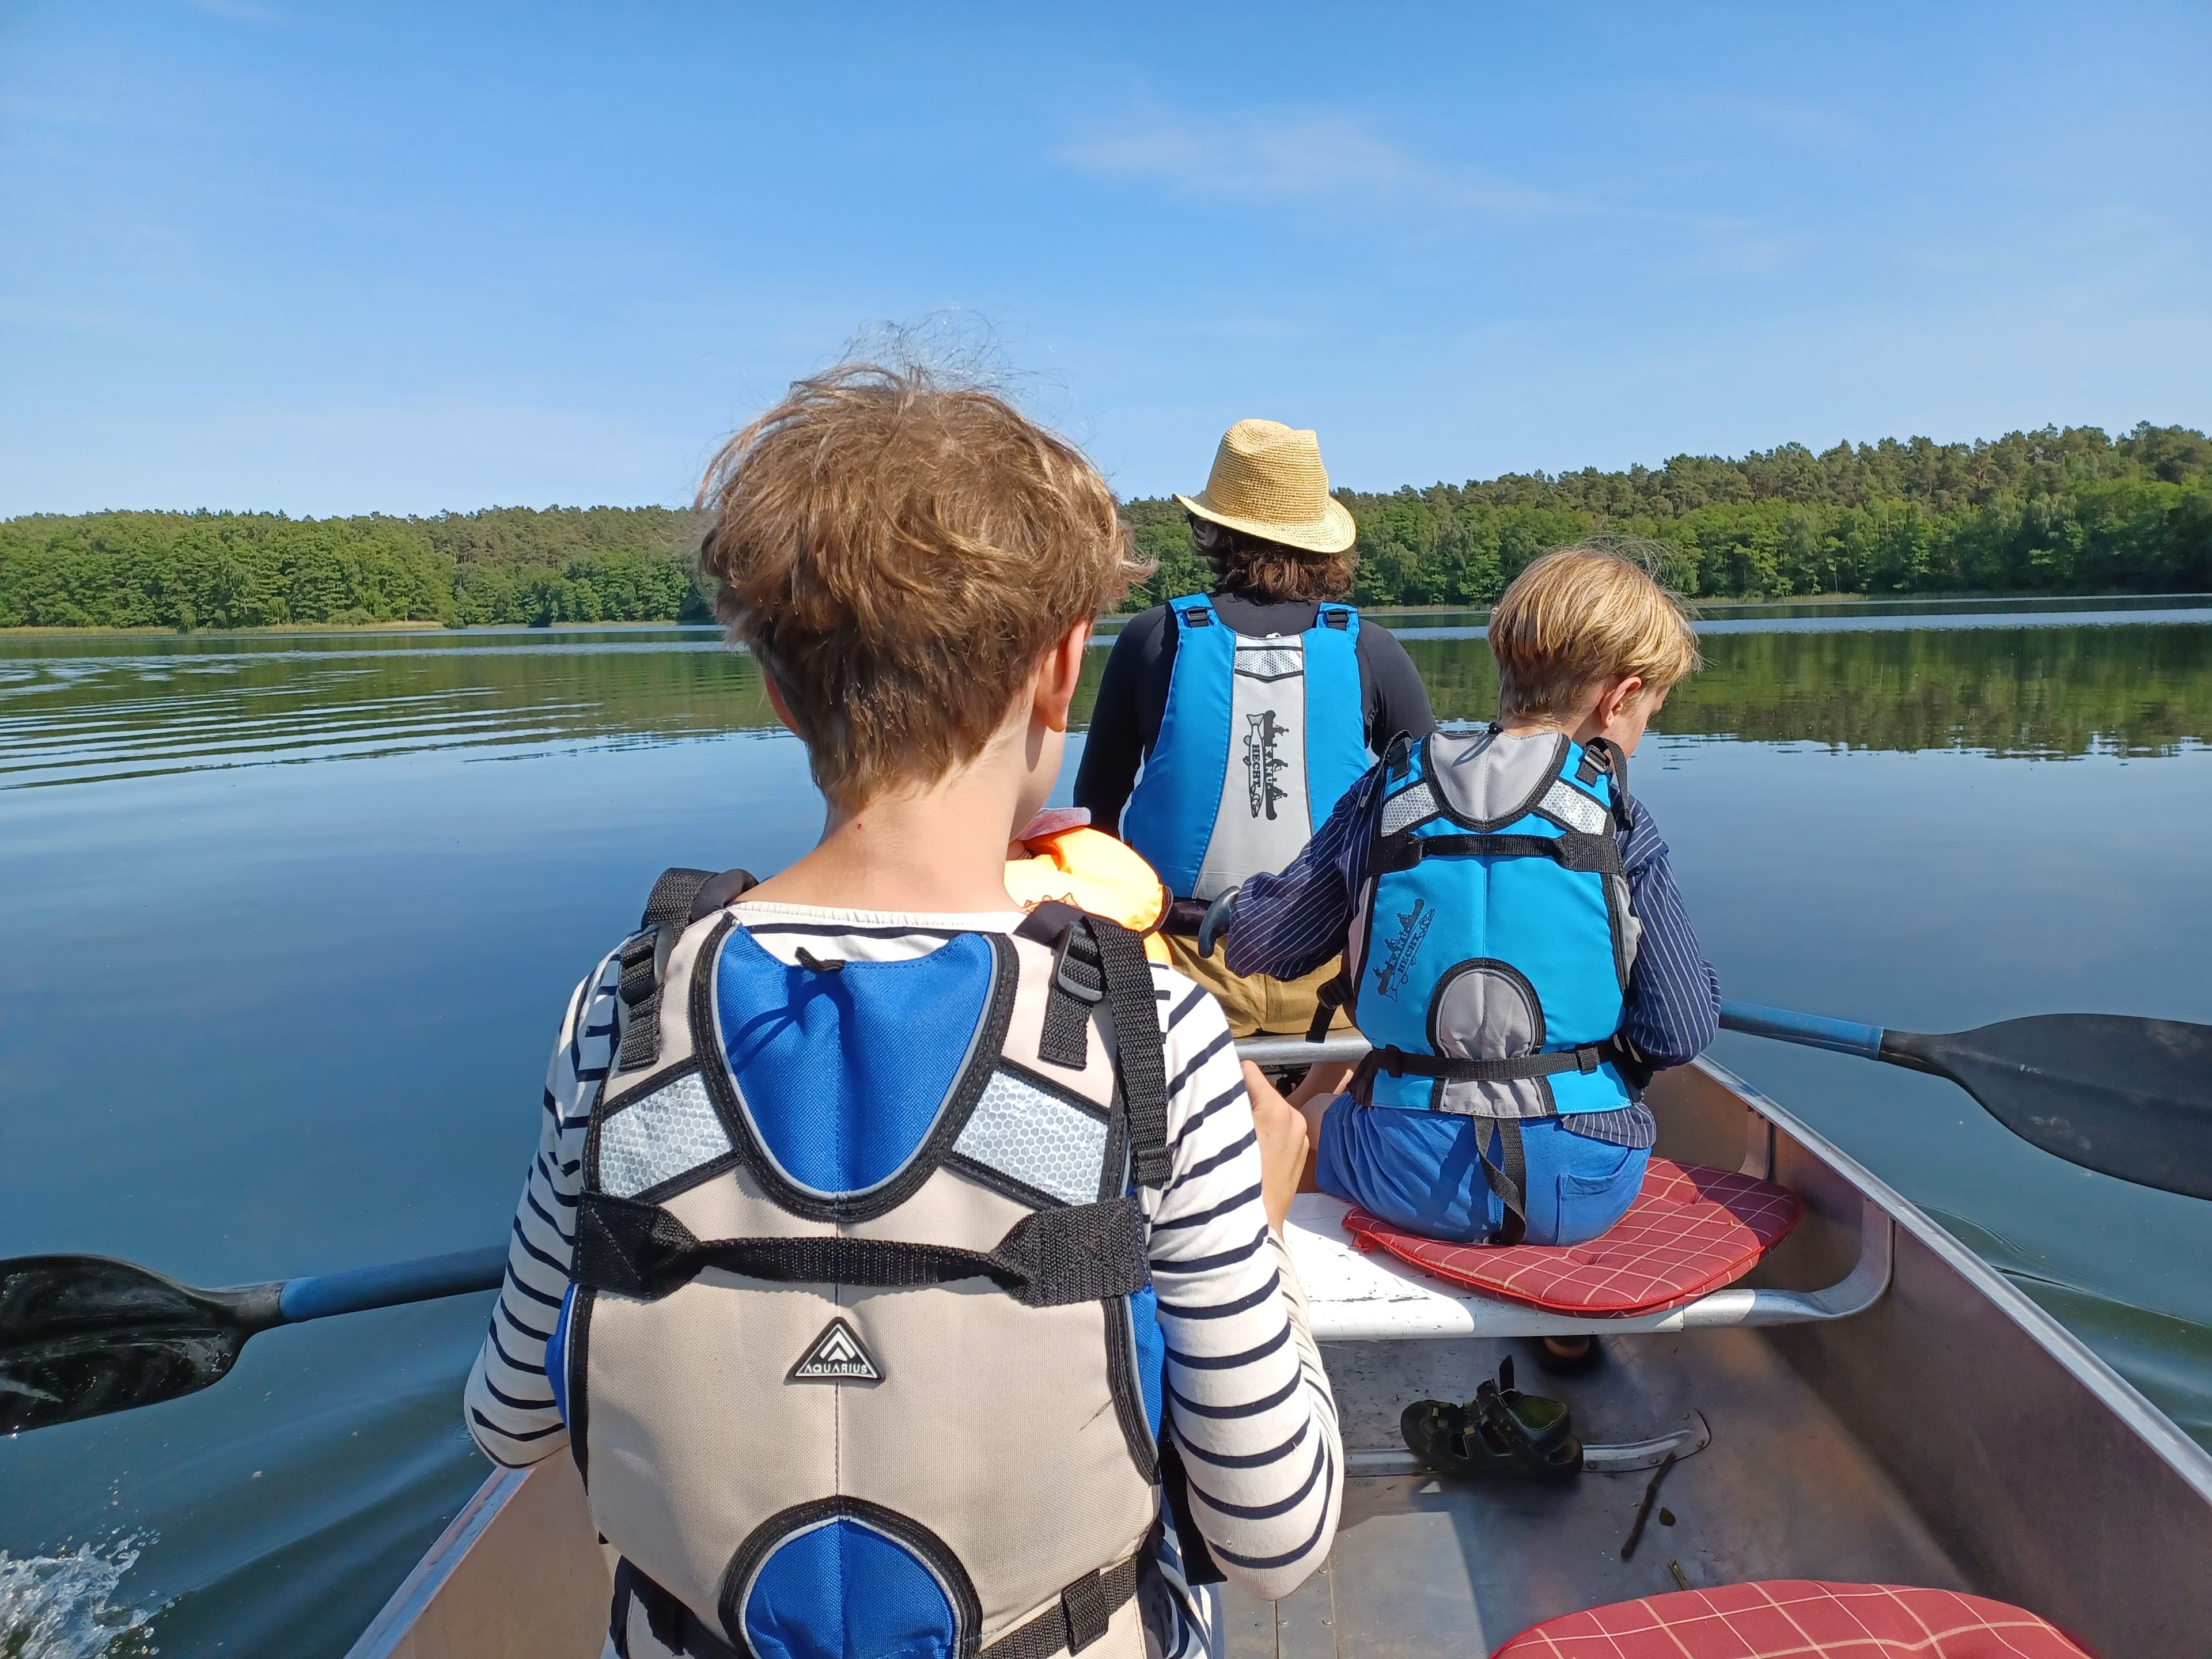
(1224, 755), (1721, 1147)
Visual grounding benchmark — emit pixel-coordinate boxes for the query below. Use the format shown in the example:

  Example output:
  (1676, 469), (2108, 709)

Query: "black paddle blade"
(1882, 1015), (2212, 1202)
(0, 1255), (281, 1434)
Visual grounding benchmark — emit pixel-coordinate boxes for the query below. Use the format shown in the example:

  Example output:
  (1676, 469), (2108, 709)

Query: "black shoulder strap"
(1579, 737), (1634, 834)
(1088, 916), (1171, 1189)
(1014, 904), (1169, 1190)
(1155, 1438), (1227, 1587)
(1019, 900), (1101, 1073)
(616, 865), (757, 1073)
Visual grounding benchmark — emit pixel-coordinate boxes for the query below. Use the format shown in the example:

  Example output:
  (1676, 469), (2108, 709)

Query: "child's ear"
(1035, 620), (1091, 734)
(1603, 674), (1647, 728)
(763, 672), (804, 738)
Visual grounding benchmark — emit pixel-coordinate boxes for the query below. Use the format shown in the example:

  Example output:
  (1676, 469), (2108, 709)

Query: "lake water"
(3, 599), (2210, 1657)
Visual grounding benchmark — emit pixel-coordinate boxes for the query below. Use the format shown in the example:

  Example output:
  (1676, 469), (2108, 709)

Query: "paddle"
(0, 1246), (505, 1434)
(13, 1009), (2208, 1437)
(1719, 1001), (2212, 1202)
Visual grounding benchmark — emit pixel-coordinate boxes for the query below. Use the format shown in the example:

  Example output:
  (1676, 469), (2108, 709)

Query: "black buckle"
(1575, 1046), (1601, 1075)
(1382, 730), (1416, 781)
(618, 929), (660, 1007)
(1051, 929), (1105, 1005)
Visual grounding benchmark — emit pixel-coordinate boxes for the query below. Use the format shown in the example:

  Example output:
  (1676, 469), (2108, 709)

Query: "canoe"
(346, 1047), (2212, 1658)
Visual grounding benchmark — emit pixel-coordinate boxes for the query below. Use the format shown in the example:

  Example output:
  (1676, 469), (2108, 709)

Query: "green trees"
(3, 424), (2206, 628)
(1123, 422), (2212, 609)
(0, 507), (710, 629)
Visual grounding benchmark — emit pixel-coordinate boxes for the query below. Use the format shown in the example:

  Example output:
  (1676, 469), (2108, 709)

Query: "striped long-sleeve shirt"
(465, 903), (1342, 1647)
(1225, 756), (1721, 1145)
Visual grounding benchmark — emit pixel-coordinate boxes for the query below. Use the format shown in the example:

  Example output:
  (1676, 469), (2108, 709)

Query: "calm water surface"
(3, 599), (2210, 1656)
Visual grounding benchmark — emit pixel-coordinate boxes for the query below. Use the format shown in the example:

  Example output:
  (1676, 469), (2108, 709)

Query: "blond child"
(1224, 545), (1717, 1251)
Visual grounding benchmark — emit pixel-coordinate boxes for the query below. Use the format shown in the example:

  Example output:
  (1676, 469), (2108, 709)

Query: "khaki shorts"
(1161, 933), (1357, 1040)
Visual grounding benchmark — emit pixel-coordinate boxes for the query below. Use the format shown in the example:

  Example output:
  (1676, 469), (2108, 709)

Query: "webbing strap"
(618, 868), (715, 1071)
(1578, 736), (1635, 834)
(980, 1558), (1142, 1659)
(1039, 923), (1105, 1071)
(1156, 1439), (1226, 1586)
(612, 1553), (1141, 1659)
(1350, 1037), (1632, 1096)
(1484, 1118), (1528, 1246)
(574, 1190), (1152, 1308)
(1305, 972), (1347, 1043)
(616, 866), (757, 1073)
(1376, 830), (1623, 877)
(1086, 917), (1172, 1188)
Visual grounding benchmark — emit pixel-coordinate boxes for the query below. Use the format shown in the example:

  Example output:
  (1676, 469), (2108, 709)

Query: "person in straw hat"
(1076, 418), (1434, 1037)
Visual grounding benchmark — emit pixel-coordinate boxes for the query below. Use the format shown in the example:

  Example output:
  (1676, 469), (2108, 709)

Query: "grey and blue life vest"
(551, 870), (1181, 1659)
(1120, 594), (1369, 902)
(1342, 728), (1643, 1129)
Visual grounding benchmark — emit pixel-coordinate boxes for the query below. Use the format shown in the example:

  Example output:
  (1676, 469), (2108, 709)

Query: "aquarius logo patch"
(1371, 899), (1435, 1001)
(787, 1317), (882, 1383)
(1244, 709), (1290, 820)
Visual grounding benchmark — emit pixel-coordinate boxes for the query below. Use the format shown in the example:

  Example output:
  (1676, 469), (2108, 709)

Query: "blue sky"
(2, 2), (2207, 518)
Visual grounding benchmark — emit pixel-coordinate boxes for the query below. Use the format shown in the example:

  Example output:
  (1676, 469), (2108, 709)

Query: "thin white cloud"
(1055, 108), (1557, 217)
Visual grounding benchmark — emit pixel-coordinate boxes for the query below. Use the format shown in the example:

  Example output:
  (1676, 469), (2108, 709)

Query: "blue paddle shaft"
(1718, 999), (1887, 1060)
(276, 1245), (508, 1324)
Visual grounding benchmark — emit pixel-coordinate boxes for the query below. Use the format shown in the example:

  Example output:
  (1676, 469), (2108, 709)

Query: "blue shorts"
(1315, 1095), (1647, 1246)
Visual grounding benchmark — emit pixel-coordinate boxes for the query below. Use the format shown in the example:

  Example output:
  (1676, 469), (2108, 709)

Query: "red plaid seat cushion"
(1490, 1581), (2094, 1657)
(1342, 1157), (1800, 1315)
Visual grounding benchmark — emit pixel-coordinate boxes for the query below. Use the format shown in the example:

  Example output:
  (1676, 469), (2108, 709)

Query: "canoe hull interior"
(346, 1445), (609, 1659)
(347, 1058), (2212, 1659)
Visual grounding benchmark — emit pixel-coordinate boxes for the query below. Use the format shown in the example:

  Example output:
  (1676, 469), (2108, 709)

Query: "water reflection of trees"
(1382, 625), (2212, 757)
(5, 623), (2208, 790)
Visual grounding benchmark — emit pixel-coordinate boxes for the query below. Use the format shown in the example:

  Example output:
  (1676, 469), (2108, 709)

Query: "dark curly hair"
(1192, 516), (1355, 603)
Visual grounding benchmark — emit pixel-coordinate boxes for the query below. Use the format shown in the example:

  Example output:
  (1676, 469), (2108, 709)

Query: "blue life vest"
(1346, 728), (1642, 1121)
(1120, 594), (1369, 902)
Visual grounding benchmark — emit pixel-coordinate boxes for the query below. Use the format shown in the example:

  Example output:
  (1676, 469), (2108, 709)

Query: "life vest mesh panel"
(596, 1073), (731, 1200)
(1378, 777), (1442, 836)
(1487, 1581), (2094, 1658)
(1343, 1158), (1800, 1315)
(953, 1069), (1112, 1209)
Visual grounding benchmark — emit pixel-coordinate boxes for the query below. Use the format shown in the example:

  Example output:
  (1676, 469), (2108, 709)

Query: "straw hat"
(1175, 418), (1357, 556)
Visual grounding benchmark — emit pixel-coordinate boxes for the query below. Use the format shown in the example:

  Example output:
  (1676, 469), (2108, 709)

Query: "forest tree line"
(3, 423), (2207, 630)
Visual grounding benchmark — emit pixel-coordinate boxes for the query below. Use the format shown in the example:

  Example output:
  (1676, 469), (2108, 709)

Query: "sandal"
(1400, 1364), (1584, 1483)
(1475, 1356), (1571, 1455)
